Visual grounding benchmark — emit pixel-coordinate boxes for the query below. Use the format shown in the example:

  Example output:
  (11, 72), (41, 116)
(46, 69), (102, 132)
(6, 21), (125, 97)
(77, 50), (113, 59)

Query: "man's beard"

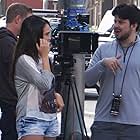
(116, 30), (131, 42)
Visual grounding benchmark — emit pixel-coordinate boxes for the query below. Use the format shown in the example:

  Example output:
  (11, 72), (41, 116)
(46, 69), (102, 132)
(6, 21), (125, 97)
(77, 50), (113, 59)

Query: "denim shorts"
(16, 117), (59, 139)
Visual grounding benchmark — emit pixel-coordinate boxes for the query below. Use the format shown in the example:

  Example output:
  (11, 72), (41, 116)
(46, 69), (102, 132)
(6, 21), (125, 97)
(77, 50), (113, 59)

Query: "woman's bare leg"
(20, 135), (44, 140)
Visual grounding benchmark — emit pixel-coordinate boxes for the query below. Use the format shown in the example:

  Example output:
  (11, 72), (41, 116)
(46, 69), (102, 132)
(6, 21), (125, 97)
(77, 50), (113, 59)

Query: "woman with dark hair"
(12, 15), (64, 140)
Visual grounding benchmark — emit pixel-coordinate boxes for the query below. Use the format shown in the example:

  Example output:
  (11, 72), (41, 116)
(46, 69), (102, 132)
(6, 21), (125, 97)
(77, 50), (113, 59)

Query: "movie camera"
(51, 31), (99, 73)
(48, 10), (99, 140)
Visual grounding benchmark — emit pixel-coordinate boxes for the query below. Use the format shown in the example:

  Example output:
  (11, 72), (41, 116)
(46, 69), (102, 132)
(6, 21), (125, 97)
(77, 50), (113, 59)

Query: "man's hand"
(103, 55), (122, 75)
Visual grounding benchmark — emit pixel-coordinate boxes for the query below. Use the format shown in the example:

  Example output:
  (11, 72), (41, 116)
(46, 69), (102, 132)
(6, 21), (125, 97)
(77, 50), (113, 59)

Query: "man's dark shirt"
(0, 27), (17, 106)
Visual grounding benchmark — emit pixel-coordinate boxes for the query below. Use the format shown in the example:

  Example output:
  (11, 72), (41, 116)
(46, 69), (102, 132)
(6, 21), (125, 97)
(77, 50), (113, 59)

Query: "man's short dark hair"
(112, 3), (140, 31)
(6, 3), (32, 23)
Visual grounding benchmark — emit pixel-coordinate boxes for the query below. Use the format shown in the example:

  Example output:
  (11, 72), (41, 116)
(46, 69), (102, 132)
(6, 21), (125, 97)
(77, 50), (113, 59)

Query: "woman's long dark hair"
(12, 15), (50, 81)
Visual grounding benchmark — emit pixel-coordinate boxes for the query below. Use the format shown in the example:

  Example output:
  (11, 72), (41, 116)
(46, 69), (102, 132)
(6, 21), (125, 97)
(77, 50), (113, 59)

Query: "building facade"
(1, 0), (139, 27)
(0, 0), (43, 15)
(87, 0), (140, 28)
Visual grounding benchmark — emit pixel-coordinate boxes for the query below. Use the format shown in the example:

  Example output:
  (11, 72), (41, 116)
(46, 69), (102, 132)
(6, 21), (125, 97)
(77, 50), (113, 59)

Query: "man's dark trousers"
(91, 121), (140, 140)
(0, 101), (17, 140)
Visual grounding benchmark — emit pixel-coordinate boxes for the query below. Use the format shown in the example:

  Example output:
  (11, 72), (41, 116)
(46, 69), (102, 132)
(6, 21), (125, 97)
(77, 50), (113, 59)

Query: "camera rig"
(33, 0), (99, 139)
(48, 0), (99, 140)
(58, 31), (98, 54)
(52, 31), (99, 74)
(52, 31), (99, 140)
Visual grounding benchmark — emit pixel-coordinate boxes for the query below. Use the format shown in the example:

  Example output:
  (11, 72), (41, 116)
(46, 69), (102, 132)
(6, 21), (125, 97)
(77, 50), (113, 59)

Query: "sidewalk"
(84, 100), (97, 137)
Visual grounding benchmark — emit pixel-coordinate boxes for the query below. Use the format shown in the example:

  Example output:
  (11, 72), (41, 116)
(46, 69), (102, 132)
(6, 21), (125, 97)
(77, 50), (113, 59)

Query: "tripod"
(57, 72), (89, 140)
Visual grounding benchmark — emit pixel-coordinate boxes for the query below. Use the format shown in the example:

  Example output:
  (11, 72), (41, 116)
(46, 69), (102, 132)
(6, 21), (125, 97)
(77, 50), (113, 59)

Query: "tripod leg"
(70, 79), (86, 140)
(63, 81), (71, 140)
(73, 77), (89, 139)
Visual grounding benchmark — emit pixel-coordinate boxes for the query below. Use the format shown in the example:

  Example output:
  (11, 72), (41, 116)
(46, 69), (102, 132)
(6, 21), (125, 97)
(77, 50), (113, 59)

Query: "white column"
(113, 0), (118, 7)
(98, 0), (102, 26)
(43, 0), (48, 9)
(53, 2), (57, 10)
(138, 0), (140, 6)
(94, 4), (97, 27)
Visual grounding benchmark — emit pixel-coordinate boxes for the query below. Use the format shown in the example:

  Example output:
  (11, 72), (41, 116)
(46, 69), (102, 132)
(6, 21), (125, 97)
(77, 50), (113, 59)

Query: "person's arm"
(85, 43), (122, 87)
(36, 38), (51, 72)
(15, 55), (54, 91)
(1, 38), (16, 68)
(55, 92), (64, 112)
(85, 46), (106, 87)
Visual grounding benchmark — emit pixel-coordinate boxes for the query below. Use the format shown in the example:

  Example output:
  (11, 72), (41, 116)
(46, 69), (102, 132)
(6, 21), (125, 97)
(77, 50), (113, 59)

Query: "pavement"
(84, 88), (98, 136)
(84, 100), (97, 137)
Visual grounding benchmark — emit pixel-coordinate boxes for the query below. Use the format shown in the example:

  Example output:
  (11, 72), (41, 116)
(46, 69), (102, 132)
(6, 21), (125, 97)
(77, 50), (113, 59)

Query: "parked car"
(97, 9), (115, 46)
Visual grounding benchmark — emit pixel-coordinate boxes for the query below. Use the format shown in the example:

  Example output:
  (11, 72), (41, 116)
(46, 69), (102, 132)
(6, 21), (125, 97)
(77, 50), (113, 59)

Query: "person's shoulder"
(0, 27), (14, 37)
(17, 55), (36, 68)
(99, 40), (116, 50)
(18, 55), (33, 63)
(0, 29), (16, 47)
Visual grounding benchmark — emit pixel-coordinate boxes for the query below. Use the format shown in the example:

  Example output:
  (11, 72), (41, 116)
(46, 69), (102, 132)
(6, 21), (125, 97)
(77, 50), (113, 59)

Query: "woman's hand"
(36, 39), (51, 71)
(55, 93), (64, 112)
(36, 38), (51, 58)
